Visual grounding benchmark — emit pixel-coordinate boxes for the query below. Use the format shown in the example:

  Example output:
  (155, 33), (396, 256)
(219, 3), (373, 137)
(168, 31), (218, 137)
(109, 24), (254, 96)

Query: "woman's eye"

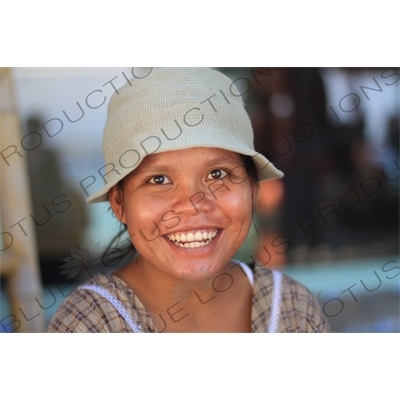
(206, 169), (228, 180)
(148, 175), (171, 185)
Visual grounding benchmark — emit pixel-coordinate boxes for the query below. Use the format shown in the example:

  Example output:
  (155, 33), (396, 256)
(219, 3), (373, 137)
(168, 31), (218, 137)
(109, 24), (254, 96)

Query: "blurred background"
(1, 67), (399, 332)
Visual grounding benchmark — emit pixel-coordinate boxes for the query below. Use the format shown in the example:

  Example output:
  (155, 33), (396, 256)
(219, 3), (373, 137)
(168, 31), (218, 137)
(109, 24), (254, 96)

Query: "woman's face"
(109, 147), (256, 282)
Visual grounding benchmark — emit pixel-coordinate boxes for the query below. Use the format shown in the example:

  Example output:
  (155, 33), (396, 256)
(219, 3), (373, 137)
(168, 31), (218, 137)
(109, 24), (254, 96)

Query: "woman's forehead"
(139, 147), (243, 168)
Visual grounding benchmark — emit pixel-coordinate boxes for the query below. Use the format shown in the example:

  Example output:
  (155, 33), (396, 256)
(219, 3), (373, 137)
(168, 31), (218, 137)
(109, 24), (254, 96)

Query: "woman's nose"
(171, 180), (216, 215)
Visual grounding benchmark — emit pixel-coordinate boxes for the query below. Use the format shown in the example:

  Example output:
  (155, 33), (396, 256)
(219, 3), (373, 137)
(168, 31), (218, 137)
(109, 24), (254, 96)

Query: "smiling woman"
(47, 68), (332, 333)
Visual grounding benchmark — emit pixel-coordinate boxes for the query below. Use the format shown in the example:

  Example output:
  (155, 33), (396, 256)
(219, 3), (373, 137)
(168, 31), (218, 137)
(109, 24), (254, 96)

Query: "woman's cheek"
(125, 197), (161, 232)
(225, 183), (253, 209)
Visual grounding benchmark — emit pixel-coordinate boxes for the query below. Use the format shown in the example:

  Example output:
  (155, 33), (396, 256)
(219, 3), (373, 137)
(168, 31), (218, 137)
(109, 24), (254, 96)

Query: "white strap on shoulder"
(81, 284), (142, 333)
(267, 270), (282, 333)
(237, 261), (254, 287)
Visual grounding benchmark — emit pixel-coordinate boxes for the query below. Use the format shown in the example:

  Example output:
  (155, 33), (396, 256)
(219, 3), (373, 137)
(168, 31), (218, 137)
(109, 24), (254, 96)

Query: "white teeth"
(187, 232), (194, 241)
(167, 230), (219, 247)
(174, 239), (211, 248)
(195, 232), (203, 241)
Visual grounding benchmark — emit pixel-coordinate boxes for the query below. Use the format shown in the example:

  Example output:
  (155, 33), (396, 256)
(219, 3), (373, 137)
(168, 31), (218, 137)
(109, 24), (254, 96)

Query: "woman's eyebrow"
(202, 156), (242, 167)
(202, 159), (246, 172)
(138, 162), (177, 173)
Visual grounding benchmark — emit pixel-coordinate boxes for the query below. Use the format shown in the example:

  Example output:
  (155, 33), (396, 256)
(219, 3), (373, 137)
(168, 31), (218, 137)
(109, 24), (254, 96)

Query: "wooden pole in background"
(0, 67), (45, 332)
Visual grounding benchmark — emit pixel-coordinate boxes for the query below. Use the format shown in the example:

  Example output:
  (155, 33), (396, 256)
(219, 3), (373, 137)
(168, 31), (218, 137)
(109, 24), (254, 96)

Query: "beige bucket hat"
(87, 67), (283, 203)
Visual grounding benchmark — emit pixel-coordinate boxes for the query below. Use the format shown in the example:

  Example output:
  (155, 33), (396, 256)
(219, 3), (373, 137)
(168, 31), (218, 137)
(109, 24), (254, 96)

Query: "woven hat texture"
(87, 67), (283, 203)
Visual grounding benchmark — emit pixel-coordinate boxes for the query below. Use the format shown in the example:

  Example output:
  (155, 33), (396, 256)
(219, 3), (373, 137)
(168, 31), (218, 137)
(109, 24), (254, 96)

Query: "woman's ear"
(109, 184), (126, 224)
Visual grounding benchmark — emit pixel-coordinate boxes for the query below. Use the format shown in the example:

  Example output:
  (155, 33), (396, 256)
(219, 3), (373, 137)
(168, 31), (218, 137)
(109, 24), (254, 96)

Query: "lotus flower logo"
(59, 242), (102, 280)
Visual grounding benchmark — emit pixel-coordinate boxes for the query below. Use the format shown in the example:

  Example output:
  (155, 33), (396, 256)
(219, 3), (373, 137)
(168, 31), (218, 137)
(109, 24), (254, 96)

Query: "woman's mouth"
(166, 230), (219, 248)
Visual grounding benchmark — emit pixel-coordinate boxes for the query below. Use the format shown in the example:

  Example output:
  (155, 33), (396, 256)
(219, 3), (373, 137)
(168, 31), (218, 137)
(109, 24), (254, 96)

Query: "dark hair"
(240, 154), (259, 186)
(102, 154), (259, 267)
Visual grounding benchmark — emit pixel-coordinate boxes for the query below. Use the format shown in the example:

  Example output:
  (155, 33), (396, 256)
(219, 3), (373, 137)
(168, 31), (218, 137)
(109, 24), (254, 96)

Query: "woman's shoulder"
(253, 264), (315, 297)
(252, 264), (333, 332)
(46, 273), (137, 333)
